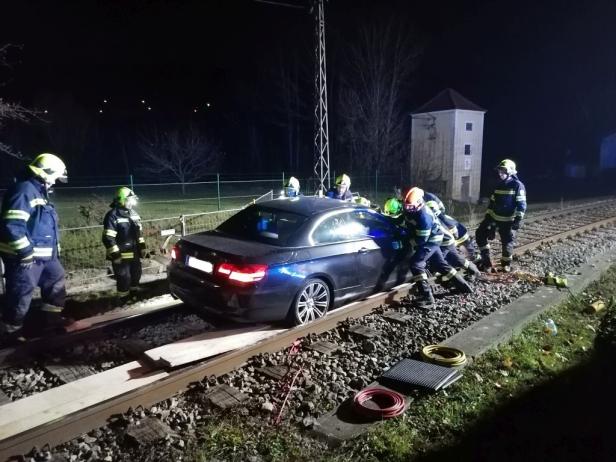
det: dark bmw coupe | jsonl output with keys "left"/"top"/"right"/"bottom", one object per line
{"left": 168, "top": 196, "right": 412, "bottom": 325}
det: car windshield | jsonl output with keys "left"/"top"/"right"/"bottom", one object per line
{"left": 217, "top": 205, "right": 308, "bottom": 246}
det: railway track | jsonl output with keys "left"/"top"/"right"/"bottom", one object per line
{"left": 2, "top": 199, "right": 616, "bottom": 460}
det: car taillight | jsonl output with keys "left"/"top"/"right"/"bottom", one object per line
{"left": 217, "top": 262, "right": 268, "bottom": 284}
{"left": 171, "top": 245, "right": 180, "bottom": 261}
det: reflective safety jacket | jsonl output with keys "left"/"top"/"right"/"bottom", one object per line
{"left": 326, "top": 187, "right": 353, "bottom": 201}
{"left": 404, "top": 205, "right": 444, "bottom": 247}
{"left": 102, "top": 207, "right": 144, "bottom": 260}
{"left": 0, "top": 177, "right": 60, "bottom": 261}
{"left": 424, "top": 192, "right": 446, "bottom": 218}
{"left": 487, "top": 175, "right": 527, "bottom": 222}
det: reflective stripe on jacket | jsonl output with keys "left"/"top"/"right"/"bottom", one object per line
{"left": 486, "top": 175, "right": 527, "bottom": 222}
{"left": 0, "top": 177, "right": 59, "bottom": 261}
{"left": 102, "top": 207, "right": 144, "bottom": 260}
{"left": 404, "top": 205, "right": 443, "bottom": 246}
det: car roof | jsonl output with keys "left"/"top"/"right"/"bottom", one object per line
{"left": 256, "top": 196, "right": 366, "bottom": 216}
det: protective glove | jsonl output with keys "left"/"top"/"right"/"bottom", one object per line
{"left": 19, "top": 254, "right": 34, "bottom": 270}
{"left": 139, "top": 241, "right": 147, "bottom": 258}
{"left": 110, "top": 251, "right": 122, "bottom": 265}
{"left": 511, "top": 218, "right": 522, "bottom": 231}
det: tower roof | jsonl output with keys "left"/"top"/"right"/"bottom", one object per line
{"left": 412, "top": 88, "right": 485, "bottom": 114}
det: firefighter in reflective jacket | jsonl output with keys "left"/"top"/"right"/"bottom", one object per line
{"left": 403, "top": 187, "right": 472, "bottom": 308}
{"left": 424, "top": 191, "right": 477, "bottom": 260}
{"left": 326, "top": 174, "right": 353, "bottom": 201}
{"left": 102, "top": 187, "right": 145, "bottom": 299}
{"left": 476, "top": 159, "right": 527, "bottom": 272}
{"left": 0, "top": 153, "right": 69, "bottom": 340}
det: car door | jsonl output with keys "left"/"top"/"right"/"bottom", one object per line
{"left": 347, "top": 210, "right": 407, "bottom": 293}
{"left": 307, "top": 210, "right": 365, "bottom": 303}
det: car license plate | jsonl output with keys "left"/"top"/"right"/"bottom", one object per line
{"left": 187, "top": 256, "right": 213, "bottom": 274}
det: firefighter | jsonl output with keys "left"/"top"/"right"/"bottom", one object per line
{"left": 282, "top": 176, "right": 301, "bottom": 198}
{"left": 424, "top": 191, "right": 477, "bottom": 260}
{"left": 326, "top": 174, "right": 353, "bottom": 201}
{"left": 476, "top": 159, "right": 527, "bottom": 272}
{"left": 0, "top": 153, "right": 70, "bottom": 341}
{"left": 403, "top": 187, "right": 472, "bottom": 309}
{"left": 382, "top": 197, "right": 404, "bottom": 226}
{"left": 102, "top": 187, "right": 145, "bottom": 301}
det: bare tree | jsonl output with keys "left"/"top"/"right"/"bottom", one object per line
{"left": 0, "top": 44, "right": 38, "bottom": 159}
{"left": 336, "top": 18, "right": 421, "bottom": 174}
{"left": 139, "top": 124, "right": 224, "bottom": 194}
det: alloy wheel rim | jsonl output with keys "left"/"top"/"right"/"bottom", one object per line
{"left": 296, "top": 282, "right": 328, "bottom": 324}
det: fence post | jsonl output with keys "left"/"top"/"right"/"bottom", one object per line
{"left": 129, "top": 174, "right": 134, "bottom": 191}
{"left": 180, "top": 215, "right": 186, "bottom": 236}
{"left": 217, "top": 173, "right": 221, "bottom": 211}
{"left": 282, "top": 171, "right": 285, "bottom": 187}
{"left": 375, "top": 169, "right": 378, "bottom": 202}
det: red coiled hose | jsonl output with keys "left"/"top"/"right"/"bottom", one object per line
{"left": 353, "top": 387, "right": 406, "bottom": 419}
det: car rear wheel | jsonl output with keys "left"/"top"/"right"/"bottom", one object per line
{"left": 289, "top": 278, "right": 330, "bottom": 326}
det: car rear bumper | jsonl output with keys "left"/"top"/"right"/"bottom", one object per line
{"left": 168, "top": 265, "right": 293, "bottom": 323}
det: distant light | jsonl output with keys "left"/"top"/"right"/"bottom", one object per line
{"left": 147, "top": 106, "right": 152, "bottom": 111}
{"left": 103, "top": 99, "right": 108, "bottom": 103}
{"left": 141, "top": 100, "right": 146, "bottom": 104}
{"left": 43, "top": 110, "right": 48, "bottom": 114}
{"left": 206, "top": 102, "right": 211, "bottom": 107}
{"left": 99, "top": 109, "right": 103, "bottom": 114}
{"left": 193, "top": 109, "right": 198, "bottom": 113}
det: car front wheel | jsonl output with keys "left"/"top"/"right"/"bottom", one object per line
{"left": 289, "top": 278, "right": 330, "bottom": 326}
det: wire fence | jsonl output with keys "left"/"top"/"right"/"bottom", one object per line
{"left": 0, "top": 171, "right": 405, "bottom": 291}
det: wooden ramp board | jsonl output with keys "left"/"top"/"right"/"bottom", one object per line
{"left": 144, "top": 325, "right": 287, "bottom": 368}
{"left": 79, "top": 296, "right": 183, "bottom": 327}
{"left": 0, "top": 360, "right": 168, "bottom": 441}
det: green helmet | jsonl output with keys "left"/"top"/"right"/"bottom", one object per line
{"left": 497, "top": 159, "right": 517, "bottom": 175}
{"left": 383, "top": 197, "right": 403, "bottom": 217}
{"left": 29, "top": 153, "right": 68, "bottom": 184}
{"left": 335, "top": 173, "right": 351, "bottom": 187}
{"left": 114, "top": 187, "right": 138, "bottom": 208}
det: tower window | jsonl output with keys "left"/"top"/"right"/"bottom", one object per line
{"left": 464, "top": 144, "right": 471, "bottom": 155}
{"left": 466, "top": 122, "right": 473, "bottom": 131}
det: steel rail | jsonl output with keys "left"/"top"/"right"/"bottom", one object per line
{"left": 2, "top": 201, "right": 616, "bottom": 459}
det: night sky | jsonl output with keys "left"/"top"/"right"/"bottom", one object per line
{"left": 2, "top": 0, "right": 616, "bottom": 193}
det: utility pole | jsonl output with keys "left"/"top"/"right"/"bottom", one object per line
{"left": 312, "top": 0, "right": 331, "bottom": 194}
{"left": 254, "top": 0, "right": 331, "bottom": 194}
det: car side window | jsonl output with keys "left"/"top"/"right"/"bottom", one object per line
{"left": 312, "top": 212, "right": 367, "bottom": 244}
{"left": 349, "top": 210, "right": 395, "bottom": 239}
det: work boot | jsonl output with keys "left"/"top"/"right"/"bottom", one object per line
{"left": 477, "top": 249, "right": 493, "bottom": 272}
{"left": 464, "top": 261, "right": 481, "bottom": 281}
{"left": 450, "top": 273, "right": 473, "bottom": 294}
{"left": 0, "top": 322, "right": 26, "bottom": 346}
{"left": 500, "top": 264, "right": 512, "bottom": 273}
{"left": 414, "top": 280, "right": 435, "bottom": 309}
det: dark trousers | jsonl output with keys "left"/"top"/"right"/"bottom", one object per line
{"left": 112, "top": 258, "right": 142, "bottom": 293}
{"left": 475, "top": 218, "right": 515, "bottom": 264}
{"left": 410, "top": 244, "right": 456, "bottom": 282}
{"left": 2, "top": 258, "right": 66, "bottom": 327}
{"left": 442, "top": 245, "right": 467, "bottom": 269}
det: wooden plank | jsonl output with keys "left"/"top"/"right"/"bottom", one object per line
{"left": 144, "top": 326, "right": 286, "bottom": 368}
{"left": 83, "top": 297, "right": 183, "bottom": 326}
{"left": 0, "top": 361, "right": 168, "bottom": 440}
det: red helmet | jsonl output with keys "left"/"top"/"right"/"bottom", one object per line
{"left": 403, "top": 187, "right": 424, "bottom": 212}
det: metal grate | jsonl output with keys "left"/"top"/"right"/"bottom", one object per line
{"left": 381, "top": 358, "right": 462, "bottom": 391}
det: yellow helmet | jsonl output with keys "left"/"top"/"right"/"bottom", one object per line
{"left": 335, "top": 174, "right": 351, "bottom": 187}
{"left": 29, "top": 153, "right": 68, "bottom": 184}
{"left": 497, "top": 159, "right": 517, "bottom": 175}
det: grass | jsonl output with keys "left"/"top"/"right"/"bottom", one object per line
{"left": 183, "top": 266, "right": 616, "bottom": 462}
